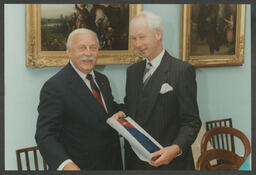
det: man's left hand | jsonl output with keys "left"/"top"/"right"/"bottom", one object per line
{"left": 112, "top": 111, "right": 126, "bottom": 120}
{"left": 149, "top": 145, "right": 181, "bottom": 167}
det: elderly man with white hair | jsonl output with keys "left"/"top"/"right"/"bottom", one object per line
{"left": 35, "top": 28, "right": 124, "bottom": 171}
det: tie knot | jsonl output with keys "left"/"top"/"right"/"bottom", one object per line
{"left": 145, "top": 62, "right": 152, "bottom": 73}
{"left": 147, "top": 62, "right": 152, "bottom": 68}
{"left": 86, "top": 74, "right": 93, "bottom": 81}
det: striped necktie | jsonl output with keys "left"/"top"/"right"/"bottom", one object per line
{"left": 143, "top": 62, "right": 152, "bottom": 86}
{"left": 86, "top": 74, "right": 105, "bottom": 111}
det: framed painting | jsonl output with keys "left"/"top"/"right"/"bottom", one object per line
{"left": 26, "top": 4, "right": 143, "bottom": 68}
{"left": 180, "top": 4, "right": 246, "bottom": 67}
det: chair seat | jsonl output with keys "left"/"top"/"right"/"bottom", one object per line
{"left": 197, "top": 126, "right": 251, "bottom": 170}
{"left": 196, "top": 149, "right": 244, "bottom": 170}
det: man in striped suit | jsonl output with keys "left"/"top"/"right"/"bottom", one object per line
{"left": 123, "top": 11, "right": 202, "bottom": 170}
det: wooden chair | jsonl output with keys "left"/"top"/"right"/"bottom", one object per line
{"left": 16, "top": 146, "right": 47, "bottom": 171}
{"left": 205, "top": 118, "right": 235, "bottom": 152}
{"left": 198, "top": 126, "right": 251, "bottom": 170}
{"left": 196, "top": 149, "right": 244, "bottom": 170}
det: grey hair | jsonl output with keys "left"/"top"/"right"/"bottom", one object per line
{"left": 66, "top": 28, "right": 100, "bottom": 53}
{"left": 130, "top": 11, "right": 163, "bottom": 35}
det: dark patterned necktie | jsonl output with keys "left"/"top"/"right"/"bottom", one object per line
{"left": 143, "top": 62, "right": 152, "bottom": 86}
{"left": 86, "top": 74, "right": 105, "bottom": 111}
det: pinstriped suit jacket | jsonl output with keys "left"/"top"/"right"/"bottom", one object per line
{"left": 124, "top": 51, "right": 202, "bottom": 170}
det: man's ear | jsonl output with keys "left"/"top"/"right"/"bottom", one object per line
{"left": 155, "top": 28, "right": 162, "bottom": 40}
{"left": 67, "top": 48, "right": 72, "bottom": 58}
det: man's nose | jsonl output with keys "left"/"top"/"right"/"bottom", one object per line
{"left": 84, "top": 46, "right": 92, "bottom": 56}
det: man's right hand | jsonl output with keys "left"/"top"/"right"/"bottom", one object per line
{"left": 62, "top": 162, "right": 80, "bottom": 170}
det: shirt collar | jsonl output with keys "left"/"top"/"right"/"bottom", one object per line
{"left": 70, "top": 60, "right": 95, "bottom": 80}
{"left": 145, "top": 49, "right": 165, "bottom": 69}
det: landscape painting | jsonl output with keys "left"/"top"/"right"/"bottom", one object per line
{"left": 25, "top": 4, "right": 142, "bottom": 68}
{"left": 41, "top": 4, "right": 129, "bottom": 51}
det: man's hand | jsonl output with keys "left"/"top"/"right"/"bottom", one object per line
{"left": 112, "top": 111, "right": 126, "bottom": 120}
{"left": 149, "top": 145, "right": 181, "bottom": 167}
{"left": 62, "top": 162, "right": 80, "bottom": 170}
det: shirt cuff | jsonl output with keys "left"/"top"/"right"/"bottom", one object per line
{"left": 172, "top": 144, "right": 182, "bottom": 157}
{"left": 57, "top": 159, "right": 73, "bottom": 170}
{"left": 176, "top": 149, "right": 183, "bottom": 157}
{"left": 120, "top": 111, "right": 126, "bottom": 117}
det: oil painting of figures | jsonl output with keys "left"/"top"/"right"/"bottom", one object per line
{"left": 41, "top": 4, "right": 129, "bottom": 51}
{"left": 190, "top": 4, "right": 237, "bottom": 56}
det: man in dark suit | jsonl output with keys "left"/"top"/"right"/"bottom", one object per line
{"left": 35, "top": 28, "right": 124, "bottom": 170}
{"left": 123, "top": 11, "right": 202, "bottom": 170}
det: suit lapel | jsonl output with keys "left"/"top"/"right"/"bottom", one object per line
{"left": 94, "top": 72, "right": 110, "bottom": 113}
{"left": 140, "top": 52, "right": 172, "bottom": 124}
{"left": 65, "top": 63, "right": 105, "bottom": 118}
{"left": 131, "top": 60, "right": 146, "bottom": 117}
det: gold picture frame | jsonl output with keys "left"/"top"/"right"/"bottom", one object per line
{"left": 26, "top": 4, "right": 143, "bottom": 68}
{"left": 180, "top": 4, "right": 246, "bottom": 67}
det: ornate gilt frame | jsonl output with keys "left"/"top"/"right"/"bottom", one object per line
{"left": 26, "top": 4, "right": 143, "bottom": 68}
{"left": 180, "top": 4, "right": 246, "bottom": 67}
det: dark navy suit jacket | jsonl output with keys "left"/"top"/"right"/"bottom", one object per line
{"left": 35, "top": 63, "right": 122, "bottom": 170}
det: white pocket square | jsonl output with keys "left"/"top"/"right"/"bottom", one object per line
{"left": 160, "top": 83, "right": 173, "bottom": 94}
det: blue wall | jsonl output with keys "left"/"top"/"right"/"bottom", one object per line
{"left": 4, "top": 4, "right": 251, "bottom": 170}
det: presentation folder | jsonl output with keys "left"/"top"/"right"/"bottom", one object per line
{"left": 107, "top": 116, "right": 163, "bottom": 162}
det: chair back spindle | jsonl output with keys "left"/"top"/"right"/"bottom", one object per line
{"left": 16, "top": 146, "right": 47, "bottom": 171}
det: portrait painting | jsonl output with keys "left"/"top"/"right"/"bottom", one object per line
{"left": 26, "top": 4, "right": 142, "bottom": 68}
{"left": 180, "top": 4, "right": 246, "bottom": 67}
